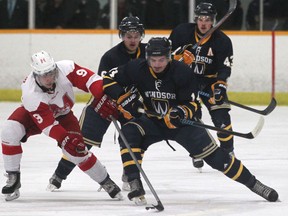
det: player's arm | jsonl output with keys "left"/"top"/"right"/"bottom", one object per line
{"left": 28, "top": 104, "right": 86, "bottom": 156}
{"left": 209, "top": 37, "right": 233, "bottom": 105}
{"left": 164, "top": 67, "right": 199, "bottom": 129}
{"left": 98, "top": 53, "right": 112, "bottom": 77}
{"left": 103, "top": 64, "right": 142, "bottom": 120}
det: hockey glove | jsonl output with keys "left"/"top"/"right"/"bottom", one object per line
{"left": 209, "top": 81, "right": 227, "bottom": 105}
{"left": 173, "top": 45, "right": 195, "bottom": 66}
{"left": 59, "top": 131, "right": 87, "bottom": 157}
{"left": 94, "top": 94, "right": 119, "bottom": 121}
{"left": 117, "top": 90, "right": 143, "bottom": 120}
{"left": 164, "top": 105, "right": 193, "bottom": 129}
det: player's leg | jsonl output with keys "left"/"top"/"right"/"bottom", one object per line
{"left": 1, "top": 107, "right": 41, "bottom": 201}
{"left": 176, "top": 125, "right": 278, "bottom": 202}
{"left": 204, "top": 147, "right": 278, "bottom": 201}
{"left": 210, "top": 108, "right": 234, "bottom": 154}
{"left": 47, "top": 104, "right": 111, "bottom": 191}
{"left": 119, "top": 116, "right": 162, "bottom": 205}
{"left": 57, "top": 111, "right": 123, "bottom": 199}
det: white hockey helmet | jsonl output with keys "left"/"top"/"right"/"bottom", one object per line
{"left": 31, "top": 50, "right": 56, "bottom": 75}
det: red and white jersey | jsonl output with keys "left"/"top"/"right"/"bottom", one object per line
{"left": 21, "top": 60, "right": 103, "bottom": 141}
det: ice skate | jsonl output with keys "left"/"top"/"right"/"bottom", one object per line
{"left": 121, "top": 173, "right": 130, "bottom": 191}
{"left": 128, "top": 178, "right": 147, "bottom": 205}
{"left": 2, "top": 172, "right": 21, "bottom": 201}
{"left": 192, "top": 158, "right": 204, "bottom": 172}
{"left": 249, "top": 179, "right": 279, "bottom": 202}
{"left": 46, "top": 173, "right": 63, "bottom": 192}
{"left": 100, "top": 176, "right": 123, "bottom": 200}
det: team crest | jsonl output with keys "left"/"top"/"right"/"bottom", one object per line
{"left": 155, "top": 79, "right": 162, "bottom": 91}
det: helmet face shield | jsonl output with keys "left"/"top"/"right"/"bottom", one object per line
{"left": 194, "top": 2, "right": 217, "bottom": 22}
{"left": 34, "top": 67, "right": 58, "bottom": 90}
{"left": 119, "top": 16, "right": 145, "bottom": 40}
{"left": 31, "top": 51, "right": 58, "bottom": 91}
{"left": 145, "top": 37, "right": 172, "bottom": 73}
{"left": 31, "top": 50, "right": 56, "bottom": 75}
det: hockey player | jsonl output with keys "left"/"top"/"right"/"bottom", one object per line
{"left": 169, "top": 2, "right": 235, "bottom": 169}
{"left": 47, "top": 16, "right": 146, "bottom": 192}
{"left": 103, "top": 37, "right": 279, "bottom": 205}
{"left": 1, "top": 51, "right": 123, "bottom": 201}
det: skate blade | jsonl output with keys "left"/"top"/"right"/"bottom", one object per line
{"left": 197, "top": 168, "right": 203, "bottom": 173}
{"left": 122, "top": 182, "right": 131, "bottom": 191}
{"left": 46, "top": 184, "right": 58, "bottom": 192}
{"left": 114, "top": 192, "right": 124, "bottom": 201}
{"left": 4, "top": 189, "right": 20, "bottom": 201}
{"left": 133, "top": 195, "right": 147, "bottom": 205}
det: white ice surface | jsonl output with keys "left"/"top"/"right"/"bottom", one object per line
{"left": 0, "top": 102, "right": 287, "bottom": 216}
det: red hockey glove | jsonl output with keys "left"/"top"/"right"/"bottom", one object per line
{"left": 173, "top": 45, "right": 195, "bottom": 65}
{"left": 94, "top": 94, "right": 119, "bottom": 121}
{"left": 117, "top": 89, "right": 143, "bottom": 120}
{"left": 59, "top": 131, "right": 87, "bottom": 157}
{"left": 164, "top": 105, "right": 193, "bottom": 129}
{"left": 209, "top": 81, "right": 227, "bottom": 105}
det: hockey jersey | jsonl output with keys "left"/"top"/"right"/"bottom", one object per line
{"left": 21, "top": 60, "right": 103, "bottom": 141}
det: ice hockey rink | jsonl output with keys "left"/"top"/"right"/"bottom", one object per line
{"left": 0, "top": 102, "right": 287, "bottom": 216}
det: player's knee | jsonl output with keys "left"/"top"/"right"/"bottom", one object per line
{"left": 1, "top": 120, "right": 25, "bottom": 145}
{"left": 119, "top": 122, "right": 143, "bottom": 148}
{"left": 204, "top": 148, "right": 231, "bottom": 171}
{"left": 211, "top": 109, "right": 231, "bottom": 127}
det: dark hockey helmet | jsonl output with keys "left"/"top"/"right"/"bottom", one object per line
{"left": 194, "top": 2, "right": 217, "bottom": 20}
{"left": 145, "top": 37, "right": 172, "bottom": 59}
{"left": 119, "top": 16, "right": 145, "bottom": 39}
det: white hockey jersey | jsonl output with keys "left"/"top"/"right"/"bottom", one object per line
{"left": 21, "top": 60, "right": 103, "bottom": 140}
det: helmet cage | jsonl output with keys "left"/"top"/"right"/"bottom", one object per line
{"left": 119, "top": 16, "right": 145, "bottom": 39}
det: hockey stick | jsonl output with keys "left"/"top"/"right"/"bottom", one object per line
{"left": 110, "top": 116, "right": 164, "bottom": 212}
{"left": 199, "top": 91, "right": 277, "bottom": 115}
{"left": 138, "top": 108, "right": 264, "bottom": 139}
{"left": 192, "top": 0, "right": 237, "bottom": 50}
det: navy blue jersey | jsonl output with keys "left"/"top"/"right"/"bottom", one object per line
{"left": 169, "top": 23, "right": 233, "bottom": 84}
{"left": 98, "top": 42, "right": 147, "bottom": 76}
{"left": 103, "top": 59, "right": 199, "bottom": 116}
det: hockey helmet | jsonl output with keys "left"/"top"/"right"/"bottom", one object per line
{"left": 119, "top": 16, "right": 145, "bottom": 39}
{"left": 145, "top": 37, "right": 172, "bottom": 59}
{"left": 194, "top": 2, "right": 217, "bottom": 20}
{"left": 31, "top": 50, "right": 56, "bottom": 76}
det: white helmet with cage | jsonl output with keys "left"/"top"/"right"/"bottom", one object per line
{"left": 31, "top": 50, "right": 56, "bottom": 75}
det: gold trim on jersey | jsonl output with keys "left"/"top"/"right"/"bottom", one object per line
{"left": 149, "top": 67, "right": 157, "bottom": 79}
{"left": 195, "top": 30, "right": 212, "bottom": 45}
{"left": 136, "top": 47, "right": 141, "bottom": 58}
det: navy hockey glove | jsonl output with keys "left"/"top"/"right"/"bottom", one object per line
{"left": 117, "top": 89, "right": 143, "bottom": 120}
{"left": 164, "top": 105, "right": 193, "bottom": 129}
{"left": 209, "top": 81, "right": 227, "bottom": 105}
{"left": 59, "top": 131, "right": 87, "bottom": 157}
{"left": 173, "top": 44, "right": 195, "bottom": 65}
{"left": 94, "top": 94, "right": 119, "bottom": 121}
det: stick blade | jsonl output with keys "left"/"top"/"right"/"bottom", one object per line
{"left": 250, "top": 116, "right": 265, "bottom": 138}
{"left": 262, "top": 97, "right": 277, "bottom": 115}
